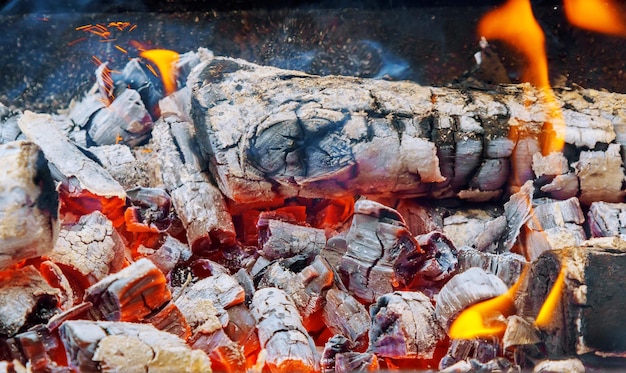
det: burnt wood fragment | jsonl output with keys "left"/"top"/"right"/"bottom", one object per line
{"left": 59, "top": 320, "right": 212, "bottom": 372}
{"left": 0, "top": 266, "right": 60, "bottom": 337}
{"left": 321, "top": 335, "right": 379, "bottom": 373}
{"left": 435, "top": 267, "right": 508, "bottom": 331}
{"left": 152, "top": 114, "right": 237, "bottom": 257}
{"left": 190, "top": 52, "right": 626, "bottom": 204}
{"left": 257, "top": 218, "right": 326, "bottom": 261}
{"left": 251, "top": 287, "right": 319, "bottom": 373}
{"left": 338, "top": 200, "right": 423, "bottom": 303}
{"left": 412, "top": 231, "right": 458, "bottom": 294}
{"left": 84, "top": 258, "right": 171, "bottom": 323}
{"left": 0, "top": 141, "right": 59, "bottom": 270}
{"left": 516, "top": 240, "right": 626, "bottom": 359}
{"left": 457, "top": 248, "right": 527, "bottom": 288}
{"left": 588, "top": 201, "right": 626, "bottom": 239}
{"left": 368, "top": 291, "right": 444, "bottom": 360}
{"left": 322, "top": 288, "right": 370, "bottom": 349}
{"left": 49, "top": 211, "right": 125, "bottom": 287}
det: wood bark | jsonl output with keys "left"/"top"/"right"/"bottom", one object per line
{"left": 189, "top": 51, "right": 626, "bottom": 205}
{"left": 58, "top": 320, "right": 212, "bottom": 373}
{"left": 0, "top": 141, "right": 59, "bottom": 270}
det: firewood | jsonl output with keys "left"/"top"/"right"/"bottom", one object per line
{"left": 250, "top": 287, "right": 319, "bottom": 373}
{"left": 124, "top": 187, "right": 173, "bottom": 233}
{"left": 588, "top": 201, "right": 626, "bottom": 238}
{"left": 412, "top": 231, "right": 458, "bottom": 294}
{"left": 0, "top": 141, "right": 59, "bottom": 270}
{"left": 0, "top": 266, "right": 59, "bottom": 336}
{"left": 84, "top": 258, "right": 171, "bottom": 323}
{"left": 532, "top": 358, "right": 585, "bottom": 373}
{"left": 368, "top": 291, "right": 444, "bottom": 360}
{"left": 58, "top": 320, "right": 212, "bottom": 372}
{"left": 174, "top": 280, "right": 246, "bottom": 371}
{"left": 322, "top": 288, "right": 370, "bottom": 348}
{"left": 457, "top": 248, "right": 527, "bottom": 288}
{"left": 189, "top": 51, "right": 626, "bottom": 204}
{"left": 48, "top": 211, "right": 125, "bottom": 287}
{"left": 39, "top": 260, "right": 75, "bottom": 310}
{"left": 145, "top": 235, "right": 192, "bottom": 275}
{"left": 438, "top": 338, "right": 500, "bottom": 370}
{"left": 435, "top": 267, "right": 508, "bottom": 331}
{"left": 516, "top": 239, "right": 626, "bottom": 359}
{"left": 151, "top": 116, "right": 237, "bottom": 257}
{"left": 338, "top": 199, "right": 423, "bottom": 303}
{"left": 521, "top": 197, "right": 586, "bottom": 261}
{"left": 395, "top": 200, "right": 445, "bottom": 236}
{"left": 0, "top": 103, "right": 25, "bottom": 144}
{"left": 257, "top": 218, "right": 327, "bottom": 261}
{"left": 441, "top": 207, "right": 503, "bottom": 251}
{"left": 502, "top": 315, "right": 540, "bottom": 350}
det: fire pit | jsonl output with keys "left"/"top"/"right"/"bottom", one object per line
{"left": 1, "top": 0, "right": 626, "bottom": 372}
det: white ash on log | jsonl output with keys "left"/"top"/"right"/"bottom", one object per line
{"left": 338, "top": 199, "right": 423, "bottom": 303}
{"left": 48, "top": 211, "right": 125, "bottom": 290}
{"left": 257, "top": 218, "right": 327, "bottom": 261}
{"left": 395, "top": 200, "right": 445, "bottom": 236}
{"left": 0, "top": 266, "right": 59, "bottom": 337}
{"left": 435, "top": 267, "right": 508, "bottom": 331}
{"left": 321, "top": 335, "right": 379, "bottom": 373}
{"left": 521, "top": 197, "right": 586, "bottom": 261}
{"left": 59, "top": 320, "right": 212, "bottom": 373}
{"left": 189, "top": 51, "right": 626, "bottom": 204}
{"left": 0, "top": 103, "right": 25, "bottom": 144}
{"left": 441, "top": 207, "right": 504, "bottom": 250}
{"left": 88, "top": 144, "right": 156, "bottom": 190}
{"left": 516, "top": 239, "right": 626, "bottom": 361}
{"left": 151, "top": 111, "right": 237, "bottom": 261}
{"left": 368, "top": 291, "right": 444, "bottom": 360}
{"left": 0, "top": 141, "right": 59, "bottom": 270}
{"left": 84, "top": 258, "right": 171, "bottom": 324}
{"left": 322, "top": 288, "right": 370, "bottom": 349}
{"left": 251, "top": 287, "right": 319, "bottom": 373}
{"left": 17, "top": 111, "right": 126, "bottom": 221}
{"left": 532, "top": 358, "right": 585, "bottom": 373}
{"left": 457, "top": 248, "right": 527, "bottom": 288}
{"left": 588, "top": 201, "right": 626, "bottom": 239}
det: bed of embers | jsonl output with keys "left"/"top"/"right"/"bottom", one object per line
{"left": 2, "top": 2, "right": 626, "bottom": 373}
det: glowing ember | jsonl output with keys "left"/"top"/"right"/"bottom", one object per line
{"left": 564, "top": 0, "right": 626, "bottom": 36}
{"left": 534, "top": 265, "right": 565, "bottom": 328}
{"left": 478, "top": 0, "right": 565, "bottom": 155}
{"left": 140, "top": 49, "right": 180, "bottom": 96}
{"left": 448, "top": 270, "right": 526, "bottom": 340}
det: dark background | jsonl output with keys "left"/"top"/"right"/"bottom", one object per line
{"left": 0, "top": 0, "right": 624, "bottom": 111}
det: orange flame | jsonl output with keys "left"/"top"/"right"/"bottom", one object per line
{"left": 140, "top": 49, "right": 180, "bottom": 96}
{"left": 478, "top": 0, "right": 565, "bottom": 155}
{"left": 448, "top": 268, "right": 526, "bottom": 339}
{"left": 534, "top": 265, "right": 565, "bottom": 328}
{"left": 564, "top": 0, "right": 626, "bottom": 36}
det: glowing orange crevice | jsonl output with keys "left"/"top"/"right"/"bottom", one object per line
{"left": 140, "top": 49, "right": 180, "bottom": 96}
{"left": 564, "top": 0, "right": 626, "bottom": 36}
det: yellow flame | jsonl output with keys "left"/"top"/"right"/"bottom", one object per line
{"left": 564, "top": 0, "right": 626, "bottom": 36}
{"left": 478, "top": 0, "right": 564, "bottom": 155}
{"left": 535, "top": 265, "right": 565, "bottom": 328}
{"left": 139, "top": 49, "right": 180, "bottom": 96}
{"left": 449, "top": 268, "right": 527, "bottom": 340}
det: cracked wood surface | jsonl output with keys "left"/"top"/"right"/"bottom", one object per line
{"left": 190, "top": 50, "right": 626, "bottom": 204}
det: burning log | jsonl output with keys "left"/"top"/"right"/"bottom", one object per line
{"left": 516, "top": 239, "right": 626, "bottom": 360}
{"left": 88, "top": 144, "right": 156, "bottom": 190}
{"left": 588, "top": 201, "right": 626, "bottom": 239}
{"left": 189, "top": 52, "right": 626, "bottom": 204}
{"left": 59, "top": 320, "right": 212, "bottom": 372}
{"left": 0, "top": 141, "right": 59, "bottom": 270}
{"left": 457, "top": 248, "right": 527, "bottom": 288}
{"left": 412, "top": 232, "right": 458, "bottom": 294}
{"left": 368, "top": 291, "right": 444, "bottom": 360}
{"left": 0, "top": 266, "right": 59, "bottom": 337}
{"left": 321, "top": 335, "right": 379, "bottom": 373}
{"left": 251, "top": 287, "right": 319, "bottom": 373}
{"left": 84, "top": 258, "right": 171, "bottom": 323}
{"left": 151, "top": 110, "right": 237, "bottom": 258}
{"left": 338, "top": 199, "right": 423, "bottom": 303}
{"left": 48, "top": 211, "right": 125, "bottom": 289}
